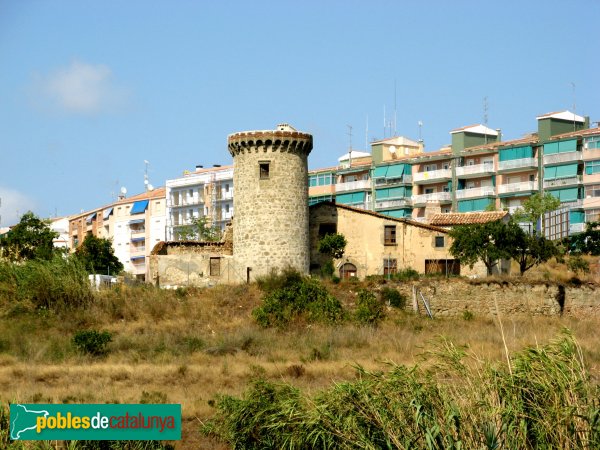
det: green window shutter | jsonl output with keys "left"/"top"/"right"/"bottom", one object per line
{"left": 458, "top": 200, "right": 473, "bottom": 212}
{"left": 570, "top": 211, "right": 585, "bottom": 223}
{"left": 336, "top": 193, "right": 354, "bottom": 204}
{"left": 544, "top": 166, "right": 558, "bottom": 179}
{"left": 555, "top": 164, "right": 578, "bottom": 178}
{"left": 389, "top": 187, "right": 404, "bottom": 198}
{"left": 375, "top": 188, "right": 389, "bottom": 199}
{"left": 558, "top": 139, "right": 577, "bottom": 153}
{"left": 352, "top": 192, "right": 366, "bottom": 203}
{"left": 385, "top": 209, "right": 410, "bottom": 218}
{"left": 386, "top": 164, "right": 405, "bottom": 178}
{"left": 549, "top": 187, "right": 578, "bottom": 202}
{"left": 544, "top": 142, "right": 559, "bottom": 155}
{"left": 373, "top": 166, "right": 388, "bottom": 178}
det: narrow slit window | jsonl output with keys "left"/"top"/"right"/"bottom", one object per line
{"left": 259, "top": 162, "right": 270, "bottom": 180}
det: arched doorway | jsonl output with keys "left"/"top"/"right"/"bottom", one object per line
{"left": 339, "top": 262, "right": 357, "bottom": 279}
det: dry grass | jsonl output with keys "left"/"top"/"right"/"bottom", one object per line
{"left": 1, "top": 276, "right": 599, "bottom": 448}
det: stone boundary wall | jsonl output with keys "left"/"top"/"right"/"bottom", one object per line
{"left": 391, "top": 279, "right": 600, "bottom": 319}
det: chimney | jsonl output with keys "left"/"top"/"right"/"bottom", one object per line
{"left": 424, "top": 201, "right": 442, "bottom": 222}
{"left": 196, "top": 165, "right": 203, "bottom": 170}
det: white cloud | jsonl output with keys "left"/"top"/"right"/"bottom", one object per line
{"left": 0, "top": 187, "right": 37, "bottom": 227}
{"left": 30, "top": 60, "right": 130, "bottom": 114}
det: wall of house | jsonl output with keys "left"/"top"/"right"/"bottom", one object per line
{"left": 308, "top": 204, "right": 484, "bottom": 278}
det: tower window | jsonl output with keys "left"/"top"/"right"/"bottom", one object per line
{"left": 259, "top": 162, "right": 270, "bottom": 180}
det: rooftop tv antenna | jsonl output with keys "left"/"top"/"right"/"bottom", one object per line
{"left": 571, "top": 82, "right": 577, "bottom": 131}
{"left": 347, "top": 124, "right": 353, "bottom": 166}
{"left": 483, "top": 96, "right": 489, "bottom": 144}
{"left": 365, "top": 115, "right": 369, "bottom": 151}
{"left": 144, "top": 160, "right": 150, "bottom": 191}
{"left": 394, "top": 79, "right": 397, "bottom": 136}
{"left": 418, "top": 120, "right": 423, "bottom": 143}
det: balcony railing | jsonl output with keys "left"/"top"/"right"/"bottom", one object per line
{"left": 130, "top": 246, "right": 146, "bottom": 254}
{"left": 335, "top": 179, "right": 371, "bottom": 192}
{"left": 411, "top": 192, "right": 451, "bottom": 204}
{"left": 375, "top": 198, "right": 412, "bottom": 209}
{"left": 498, "top": 158, "right": 538, "bottom": 171}
{"left": 168, "top": 198, "right": 204, "bottom": 208}
{"left": 498, "top": 181, "right": 537, "bottom": 195}
{"left": 413, "top": 169, "right": 452, "bottom": 183}
{"left": 543, "top": 152, "right": 582, "bottom": 165}
{"left": 562, "top": 199, "right": 583, "bottom": 209}
{"left": 374, "top": 175, "right": 413, "bottom": 186}
{"left": 543, "top": 176, "right": 581, "bottom": 189}
{"left": 569, "top": 223, "right": 585, "bottom": 234}
{"left": 456, "top": 163, "right": 495, "bottom": 177}
{"left": 455, "top": 186, "right": 495, "bottom": 199}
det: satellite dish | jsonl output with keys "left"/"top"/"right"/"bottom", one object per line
{"left": 120, "top": 187, "right": 127, "bottom": 195}
{"left": 144, "top": 179, "right": 149, "bottom": 185}
{"left": 147, "top": 184, "right": 154, "bottom": 191}
{"left": 389, "top": 146, "right": 396, "bottom": 154}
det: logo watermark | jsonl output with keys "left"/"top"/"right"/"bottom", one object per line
{"left": 10, "top": 404, "right": 181, "bottom": 440}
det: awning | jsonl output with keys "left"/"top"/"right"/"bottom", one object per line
{"left": 130, "top": 200, "right": 149, "bottom": 215}
{"left": 103, "top": 207, "right": 113, "bottom": 220}
{"left": 386, "top": 164, "right": 405, "bottom": 178}
{"left": 129, "top": 218, "right": 145, "bottom": 225}
{"left": 131, "top": 237, "right": 145, "bottom": 242}
{"left": 130, "top": 256, "right": 145, "bottom": 261}
{"left": 373, "top": 166, "right": 388, "bottom": 178}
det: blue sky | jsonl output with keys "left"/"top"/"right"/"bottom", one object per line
{"left": 1, "top": 0, "right": 599, "bottom": 225}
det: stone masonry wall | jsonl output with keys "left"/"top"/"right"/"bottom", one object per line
{"left": 392, "top": 279, "right": 600, "bottom": 319}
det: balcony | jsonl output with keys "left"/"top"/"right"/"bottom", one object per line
{"left": 375, "top": 198, "right": 412, "bottom": 210}
{"left": 498, "top": 181, "right": 537, "bottom": 195}
{"left": 456, "top": 163, "right": 495, "bottom": 178}
{"left": 455, "top": 186, "right": 495, "bottom": 199}
{"left": 543, "top": 152, "right": 582, "bottom": 165}
{"left": 543, "top": 176, "right": 581, "bottom": 189}
{"left": 215, "top": 191, "right": 233, "bottom": 201}
{"left": 583, "top": 147, "right": 600, "bottom": 161}
{"left": 335, "top": 179, "right": 371, "bottom": 193}
{"left": 130, "top": 245, "right": 146, "bottom": 255}
{"left": 498, "top": 158, "right": 538, "bottom": 172}
{"left": 413, "top": 168, "right": 452, "bottom": 184}
{"left": 569, "top": 223, "right": 586, "bottom": 234}
{"left": 374, "top": 175, "right": 413, "bottom": 186}
{"left": 562, "top": 199, "right": 583, "bottom": 209}
{"left": 411, "top": 192, "right": 451, "bottom": 205}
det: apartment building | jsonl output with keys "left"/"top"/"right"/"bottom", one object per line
{"left": 333, "top": 151, "right": 372, "bottom": 210}
{"left": 165, "top": 165, "right": 234, "bottom": 240}
{"left": 68, "top": 188, "right": 166, "bottom": 279}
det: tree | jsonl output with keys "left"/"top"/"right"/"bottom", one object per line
{"left": 177, "top": 216, "right": 221, "bottom": 242}
{"left": 448, "top": 221, "right": 511, "bottom": 276}
{"left": 505, "top": 220, "right": 558, "bottom": 275}
{"left": 75, "top": 235, "right": 123, "bottom": 275}
{"left": 0, "top": 211, "right": 58, "bottom": 261}
{"left": 514, "top": 193, "right": 560, "bottom": 233}
{"left": 318, "top": 233, "right": 347, "bottom": 259}
{"left": 567, "top": 221, "right": 600, "bottom": 255}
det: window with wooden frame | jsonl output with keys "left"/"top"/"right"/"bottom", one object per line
{"left": 384, "top": 225, "right": 396, "bottom": 245}
{"left": 209, "top": 257, "right": 221, "bottom": 276}
{"left": 259, "top": 162, "right": 270, "bottom": 180}
{"left": 383, "top": 258, "right": 397, "bottom": 275}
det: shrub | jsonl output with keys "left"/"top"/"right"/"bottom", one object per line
{"left": 253, "top": 272, "right": 344, "bottom": 328}
{"left": 73, "top": 330, "right": 112, "bottom": 356}
{"left": 255, "top": 267, "right": 303, "bottom": 294}
{"left": 380, "top": 287, "right": 406, "bottom": 309}
{"left": 354, "top": 289, "right": 385, "bottom": 325}
{"left": 393, "top": 267, "right": 420, "bottom": 281}
{"left": 0, "top": 256, "right": 93, "bottom": 310}
{"left": 462, "top": 310, "right": 474, "bottom": 321}
{"left": 567, "top": 255, "right": 590, "bottom": 275}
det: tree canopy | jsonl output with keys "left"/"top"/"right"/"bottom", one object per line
{"left": 505, "top": 220, "right": 558, "bottom": 275}
{"left": 177, "top": 216, "right": 221, "bottom": 242}
{"left": 567, "top": 221, "right": 600, "bottom": 256}
{"left": 75, "top": 235, "right": 123, "bottom": 275}
{"left": 515, "top": 192, "right": 560, "bottom": 232}
{"left": 318, "top": 233, "right": 347, "bottom": 260}
{"left": 0, "top": 212, "right": 58, "bottom": 261}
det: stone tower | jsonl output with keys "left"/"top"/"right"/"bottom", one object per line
{"left": 227, "top": 124, "right": 313, "bottom": 280}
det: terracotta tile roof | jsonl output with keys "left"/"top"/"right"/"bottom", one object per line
{"left": 310, "top": 202, "right": 448, "bottom": 233}
{"left": 463, "top": 135, "right": 539, "bottom": 153}
{"left": 547, "top": 126, "right": 600, "bottom": 141}
{"left": 429, "top": 211, "right": 508, "bottom": 226}
{"left": 188, "top": 165, "right": 233, "bottom": 175}
{"left": 115, "top": 187, "right": 166, "bottom": 204}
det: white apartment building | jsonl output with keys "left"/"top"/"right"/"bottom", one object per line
{"left": 165, "top": 165, "right": 234, "bottom": 240}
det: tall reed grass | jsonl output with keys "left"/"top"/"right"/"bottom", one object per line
{"left": 203, "top": 329, "right": 600, "bottom": 449}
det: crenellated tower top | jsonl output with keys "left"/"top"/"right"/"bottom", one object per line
{"left": 227, "top": 123, "right": 313, "bottom": 157}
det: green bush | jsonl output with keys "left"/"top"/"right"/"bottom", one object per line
{"left": 253, "top": 272, "right": 344, "bottom": 328}
{"left": 73, "top": 330, "right": 112, "bottom": 356}
{"left": 380, "top": 287, "right": 406, "bottom": 309}
{"left": 393, "top": 267, "right": 420, "bottom": 281}
{"left": 255, "top": 267, "right": 303, "bottom": 294}
{"left": 320, "top": 260, "right": 335, "bottom": 278}
{"left": 0, "top": 256, "right": 93, "bottom": 310}
{"left": 567, "top": 255, "right": 590, "bottom": 275}
{"left": 354, "top": 289, "right": 385, "bottom": 325}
